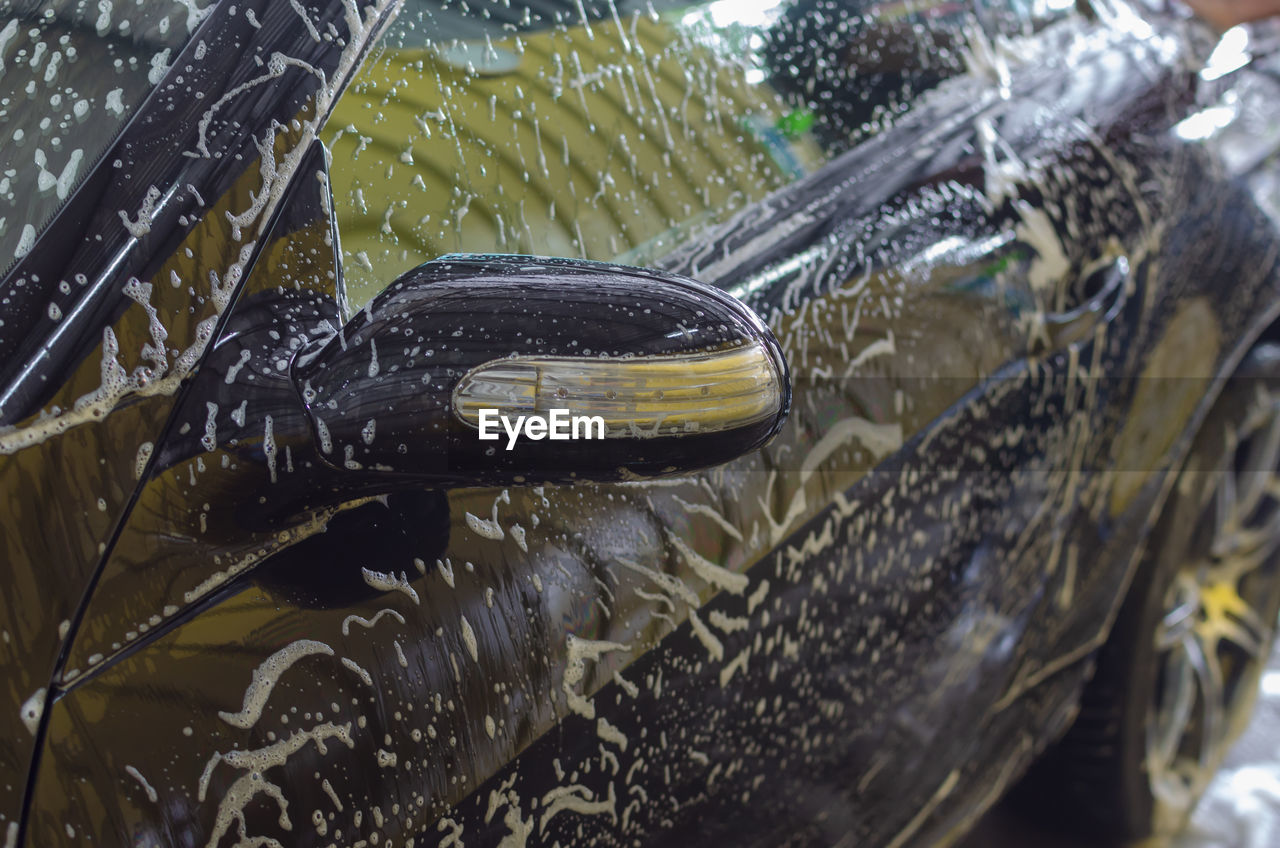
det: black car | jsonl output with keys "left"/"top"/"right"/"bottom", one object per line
{"left": 3, "top": 0, "right": 1280, "bottom": 845}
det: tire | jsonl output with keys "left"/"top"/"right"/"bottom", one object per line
{"left": 1023, "top": 343, "right": 1280, "bottom": 841}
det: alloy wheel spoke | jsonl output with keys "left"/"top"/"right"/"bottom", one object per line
{"left": 1236, "top": 472, "right": 1274, "bottom": 529}
{"left": 1209, "top": 525, "right": 1280, "bottom": 584}
{"left": 1152, "top": 641, "right": 1198, "bottom": 770}
{"left": 1214, "top": 464, "right": 1240, "bottom": 550}
{"left": 1157, "top": 600, "right": 1199, "bottom": 649}
{"left": 1237, "top": 410, "right": 1280, "bottom": 517}
{"left": 1217, "top": 592, "right": 1275, "bottom": 659}
{"left": 1182, "top": 631, "right": 1226, "bottom": 771}
{"left": 1215, "top": 617, "right": 1265, "bottom": 658}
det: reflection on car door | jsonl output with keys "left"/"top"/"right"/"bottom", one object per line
{"left": 24, "top": 2, "right": 1280, "bottom": 846}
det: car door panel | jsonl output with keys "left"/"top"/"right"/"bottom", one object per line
{"left": 13, "top": 2, "right": 1280, "bottom": 847}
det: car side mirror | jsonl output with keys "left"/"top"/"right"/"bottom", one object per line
{"left": 292, "top": 254, "right": 790, "bottom": 487}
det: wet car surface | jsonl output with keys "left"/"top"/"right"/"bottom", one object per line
{"left": 2, "top": 1, "right": 1280, "bottom": 847}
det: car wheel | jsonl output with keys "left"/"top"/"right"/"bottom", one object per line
{"left": 1026, "top": 342, "right": 1280, "bottom": 840}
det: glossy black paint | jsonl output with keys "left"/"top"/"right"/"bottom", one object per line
{"left": 300, "top": 254, "right": 790, "bottom": 485}
{"left": 4, "top": 3, "right": 1280, "bottom": 848}
{"left": 0, "top": 0, "right": 387, "bottom": 420}
{"left": 0, "top": 0, "right": 400, "bottom": 841}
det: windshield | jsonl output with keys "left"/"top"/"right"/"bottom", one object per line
{"left": 0, "top": 0, "right": 211, "bottom": 273}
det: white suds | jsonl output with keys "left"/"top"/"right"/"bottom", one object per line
{"left": 217, "top": 639, "right": 335, "bottom": 730}
{"left": 361, "top": 567, "right": 420, "bottom": 604}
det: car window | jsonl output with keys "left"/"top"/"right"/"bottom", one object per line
{"left": 0, "top": 0, "right": 211, "bottom": 273}
{"left": 328, "top": 0, "right": 1030, "bottom": 309}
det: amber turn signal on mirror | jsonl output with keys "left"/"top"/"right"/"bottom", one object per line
{"left": 291, "top": 254, "right": 791, "bottom": 486}
{"left": 452, "top": 343, "right": 785, "bottom": 440}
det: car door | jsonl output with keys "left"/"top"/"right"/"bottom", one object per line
{"left": 10, "top": 1, "right": 1280, "bottom": 847}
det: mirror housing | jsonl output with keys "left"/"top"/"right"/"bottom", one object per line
{"left": 292, "top": 255, "right": 790, "bottom": 486}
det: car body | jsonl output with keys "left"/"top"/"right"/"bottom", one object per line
{"left": 2, "top": 0, "right": 1280, "bottom": 846}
